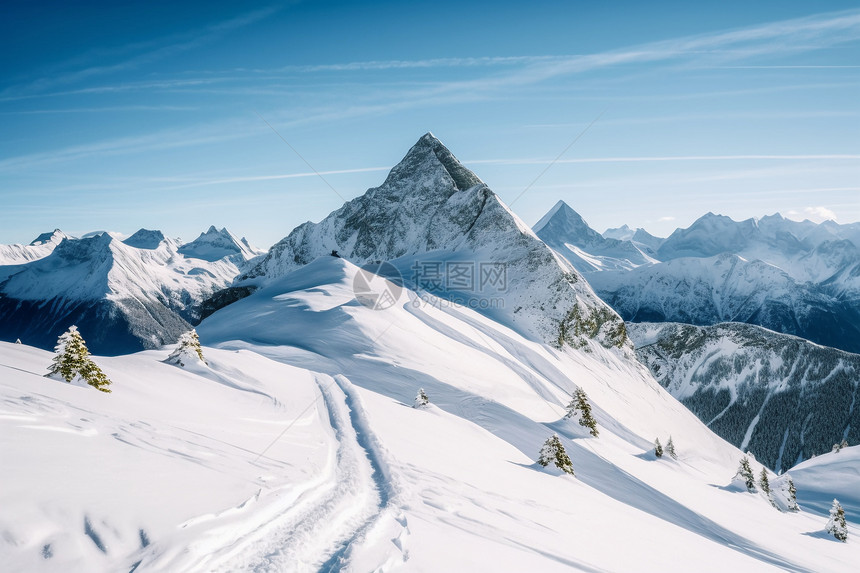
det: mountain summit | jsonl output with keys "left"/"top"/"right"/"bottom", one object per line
{"left": 534, "top": 201, "right": 656, "bottom": 273}
{"left": 241, "top": 135, "right": 628, "bottom": 349}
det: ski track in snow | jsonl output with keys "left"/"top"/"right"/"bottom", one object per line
{"left": 184, "top": 373, "right": 408, "bottom": 573}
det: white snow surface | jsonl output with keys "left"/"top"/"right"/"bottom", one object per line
{"left": 3, "top": 256, "right": 855, "bottom": 571}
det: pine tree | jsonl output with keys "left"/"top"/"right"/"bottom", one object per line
{"left": 565, "top": 388, "right": 599, "bottom": 437}
{"left": 414, "top": 388, "right": 430, "bottom": 408}
{"left": 167, "top": 329, "right": 207, "bottom": 367}
{"left": 666, "top": 436, "right": 677, "bottom": 459}
{"left": 15, "top": 338, "right": 21, "bottom": 344}
{"left": 654, "top": 438, "right": 663, "bottom": 458}
{"left": 759, "top": 468, "right": 771, "bottom": 496}
{"left": 826, "top": 499, "right": 848, "bottom": 542}
{"left": 736, "top": 456, "right": 756, "bottom": 492}
{"left": 538, "top": 434, "right": 575, "bottom": 475}
{"left": 46, "top": 326, "right": 112, "bottom": 393}
{"left": 786, "top": 475, "right": 799, "bottom": 512}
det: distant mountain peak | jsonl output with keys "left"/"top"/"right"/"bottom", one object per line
{"left": 123, "top": 228, "right": 166, "bottom": 250}
{"left": 29, "top": 229, "right": 68, "bottom": 246}
{"left": 533, "top": 201, "right": 603, "bottom": 244}
{"left": 178, "top": 226, "right": 257, "bottom": 262}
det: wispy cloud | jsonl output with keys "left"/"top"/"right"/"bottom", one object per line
{"left": 0, "top": 120, "right": 264, "bottom": 173}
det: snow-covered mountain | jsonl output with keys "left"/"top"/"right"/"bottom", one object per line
{"left": 0, "top": 230, "right": 247, "bottom": 354}
{"left": 589, "top": 254, "right": 860, "bottom": 353}
{"left": 536, "top": 206, "right": 860, "bottom": 352}
{"left": 629, "top": 321, "right": 860, "bottom": 473}
{"left": 534, "top": 201, "right": 657, "bottom": 272}
{"left": 240, "top": 134, "right": 628, "bottom": 350}
{"left": 178, "top": 225, "right": 263, "bottom": 262}
{"left": 5, "top": 254, "right": 858, "bottom": 571}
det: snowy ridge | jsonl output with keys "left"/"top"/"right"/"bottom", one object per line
{"left": 0, "top": 229, "right": 69, "bottom": 270}
{"left": 241, "top": 134, "right": 628, "bottom": 349}
{"left": 629, "top": 321, "right": 860, "bottom": 472}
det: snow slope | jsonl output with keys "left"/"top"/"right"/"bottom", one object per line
{"left": 4, "top": 257, "right": 859, "bottom": 571}
{"left": 788, "top": 445, "right": 860, "bottom": 519}
{"left": 629, "top": 321, "right": 860, "bottom": 472}
{"left": 0, "top": 231, "right": 245, "bottom": 354}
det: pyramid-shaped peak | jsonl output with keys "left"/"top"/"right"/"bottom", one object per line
{"left": 534, "top": 201, "right": 592, "bottom": 234}
{"left": 382, "top": 133, "right": 483, "bottom": 192}
{"left": 123, "top": 228, "right": 165, "bottom": 250}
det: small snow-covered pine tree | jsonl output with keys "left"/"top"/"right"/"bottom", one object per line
{"left": 414, "top": 388, "right": 430, "bottom": 408}
{"left": 565, "top": 388, "right": 599, "bottom": 437}
{"left": 167, "top": 329, "right": 207, "bottom": 367}
{"left": 46, "top": 326, "right": 111, "bottom": 393}
{"left": 666, "top": 436, "right": 677, "bottom": 459}
{"left": 826, "top": 499, "right": 848, "bottom": 541}
{"left": 759, "top": 468, "right": 771, "bottom": 496}
{"left": 15, "top": 338, "right": 21, "bottom": 344}
{"left": 786, "top": 475, "right": 799, "bottom": 512}
{"left": 538, "top": 434, "right": 575, "bottom": 475}
{"left": 654, "top": 438, "right": 663, "bottom": 458}
{"left": 736, "top": 456, "right": 756, "bottom": 492}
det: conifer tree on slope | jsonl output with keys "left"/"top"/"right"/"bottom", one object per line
{"left": 538, "top": 434, "right": 575, "bottom": 475}
{"left": 46, "top": 326, "right": 111, "bottom": 393}
{"left": 167, "top": 329, "right": 207, "bottom": 367}
{"left": 759, "top": 468, "right": 773, "bottom": 505}
{"left": 654, "top": 438, "right": 663, "bottom": 458}
{"left": 666, "top": 436, "right": 677, "bottom": 459}
{"left": 826, "top": 499, "right": 848, "bottom": 542}
{"left": 565, "top": 387, "right": 599, "bottom": 437}
{"left": 786, "top": 475, "right": 799, "bottom": 512}
{"left": 414, "top": 388, "right": 430, "bottom": 408}
{"left": 736, "top": 456, "right": 756, "bottom": 492}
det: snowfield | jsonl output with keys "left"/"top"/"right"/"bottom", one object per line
{"left": 3, "top": 255, "right": 859, "bottom": 572}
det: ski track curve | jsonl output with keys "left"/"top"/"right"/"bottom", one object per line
{"left": 210, "top": 372, "right": 406, "bottom": 573}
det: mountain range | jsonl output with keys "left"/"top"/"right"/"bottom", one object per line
{"left": 0, "top": 228, "right": 261, "bottom": 354}
{"left": 536, "top": 201, "right": 860, "bottom": 353}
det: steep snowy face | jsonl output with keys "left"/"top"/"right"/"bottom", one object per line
{"left": 534, "top": 201, "right": 656, "bottom": 272}
{"left": 0, "top": 229, "right": 69, "bottom": 266}
{"left": 0, "top": 234, "right": 243, "bottom": 354}
{"left": 630, "top": 322, "right": 860, "bottom": 473}
{"left": 588, "top": 253, "right": 860, "bottom": 353}
{"left": 243, "top": 134, "right": 628, "bottom": 349}
{"left": 178, "top": 226, "right": 262, "bottom": 262}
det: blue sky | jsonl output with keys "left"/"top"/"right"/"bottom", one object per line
{"left": 1, "top": 0, "right": 858, "bottom": 248}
